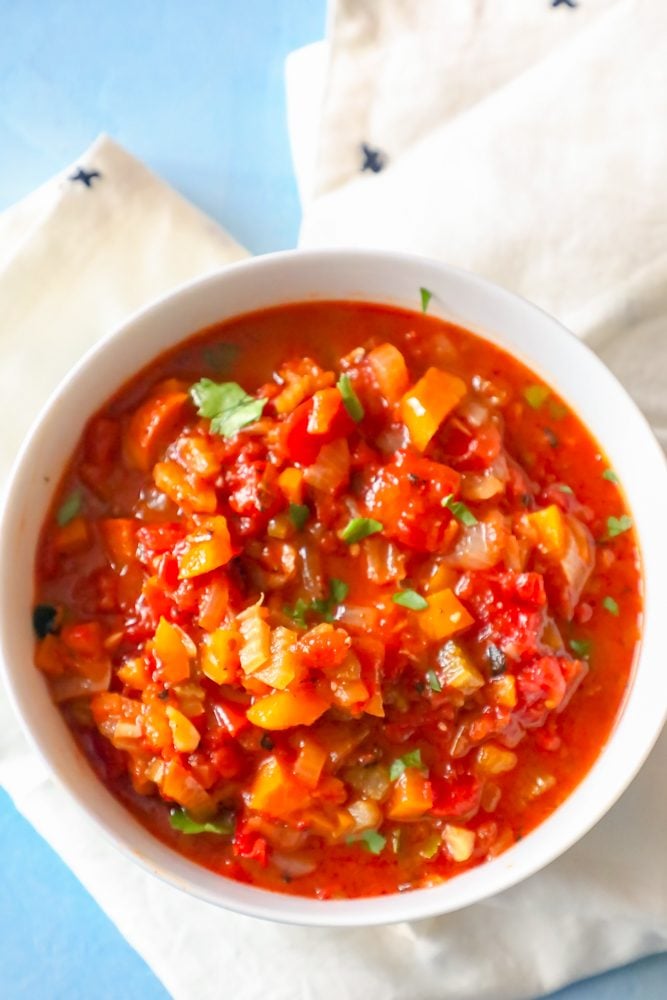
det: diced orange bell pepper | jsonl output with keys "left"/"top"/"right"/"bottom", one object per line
{"left": 400, "top": 367, "right": 467, "bottom": 451}
{"left": 99, "top": 518, "right": 138, "bottom": 569}
{"left": 153, "top": 617, "right": 195, "bottom": 684}
{"left": 153, "top": 461, "right": 217, "bottom": 514}
{"left": 248, "top": 755, "right": 312, "bottom": 817}
{"left": 364, "top": 690, "right": 385, "bottom": 718}
{"left": 178, "top": 516, "right": 232, "bottom": 579}
{"left": 176, "top": 435, "right": 221, "bottom": 478}
{"left": 246, "top": 688, "right": 329, "bottom": 730}
{"left": 161, "top": 757, "right": 213, "bottom": 818}
{"left": 123, "top": 385, "right": 188, "bottom": 471}
{"left": 118, "top": 656, "right": 152, "bottom": 690}
{"left": 367, "top": 343, "right": 409, "bottom": 403}
{"left": 526, "top": 504, "right": 568, "bottom": 559}
{"left": 277, "top": 467, "right": 304, "bottom": 504}
{"left": 387, "top": 768, "right": 434, "bottom": 820}
{"left": 307, "top": 388, "right": 343, "bottom": 435}
{"left": 200, "top": 627, "right": 241, "bottom": 684}
{"left": 419, "top": 588, "right": 474, "bottom": 642}
{"left": 53, "top": 516, "right": 91, "bottom": 555}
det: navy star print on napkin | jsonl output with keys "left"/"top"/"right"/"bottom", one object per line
{"left": 361, "top": 143, "right": 386, "bottom": 173}
{"left": 69, "top": 167, "right": 102, "bottom": 187}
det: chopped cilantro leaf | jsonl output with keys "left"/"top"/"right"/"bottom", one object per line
{"left": 602, "top": 469, "right": 619, "bottom": 484}
{"left": 523, "top": 385, "right": 550, "bottom": 409}
{"left": 189, "top": 378, "right": 266, "bottom": 437}
{"left": 569, "top": 638, "right": 591, "bottom": 658}
{"left": 347, "top": 829, "right": 386, "bottom": 855}
{"left": 329, "top": 578, "right": 349, "bottom": 604}
{"left": 606, "top": 514, "right": 632, "bottom": 539}
{"left": 602, "top": 596, "right": 619, "bottom": 616}
{"left": 442, "top": 494, "right": 478, "bottom": 526}
{"left": 284, "top": 579, "right": 348, "bottom": 627}
{"left": 556, "top": 484, "right": 574, "bottom": 495}
{"left": 288, "top": 503, "right": 310, "bottom": 531}
{"left": 169, "top": 808, "right": 234, "bottom": 836}
{"left": 426, "top": 669, "right": 442, "bottom": 693}
{"left": 337, "top": 374, "right": 364, "bottom": 423}
{"left": 340, "top": 517, "right": 383, "bottom": 544}
{"left": 56, "top": 490, "right": 82, "bottom": 526}
{"left": 389, "top": 749, "right": 424, "bottom": 781}
{"left": 420, "top": 287, "right": 432, "bottom": 313}
{"left": 392, "top": 588, "right": 428, "bottom": 611}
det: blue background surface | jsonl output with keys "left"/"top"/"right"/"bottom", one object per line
{"left": 0, "top": 2, "right": 664, "bottom": 997}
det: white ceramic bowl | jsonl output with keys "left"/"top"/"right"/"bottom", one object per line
{"left": 2, "top": 249, "right": 666, "bottom": 926}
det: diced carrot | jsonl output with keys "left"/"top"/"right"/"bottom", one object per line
{"left": 53, "top": 516, "right": 91, "bottom": 555}
{"left": 302, "top": 806, "right": 355, "bottom": 840}
{"left": 117, "top": 656, "right": 151, "bottom": 690}
{"left": 277, "top": 467, "right": 304, "bottom": 504}
{"left": 99, "top": 518, "right": 138, "bottom": 569}
{"left": 400, "top": 368, "right": 467, "bottom": 451}
{"left": 308, "top": 388, "right": 344, "bottom": 435}
{"left": 293, "top": 737, "right": 328, "bottom": 789}
{"left": 177, "top": 516, "right": 232, "bottom": 579}
{"left": 526, "top": 504, "right": 568, "bottom": 560}
{"left": 386, "top": 768, "right": 434, "bottom": 820}
{"left": 124, "top": 387, "right": 188, "bottom": 471}
{"left": 253, "top": 626, "right": 301, "bottom": 690}
{"left": 367, "top": 343, "right": 409, "bottom": 403}
{"left": 246, "top": 688, "right": 329, "bottom": 730}
{"left": 303, "top": 438, "right": 350, "bottom": 494}
{"left": 248, "top": 755, "right": 312, "bottom": 816}
{"left": 153, "top": 461, "right": 217, "bottom": 513}
{"left": 419, "top": 588, "right": 474, "bottom": 642}
{"left": 166, "top": 705, "right": 201, "bottom": 752}
{"left": 34, "top": 634, "right": 66, "bottom": 677}
{"left": 200, "top": 628, "right": 240, "bottom": 684}
{"left": 153, "top": 617, "right": 195, "bottom": 684}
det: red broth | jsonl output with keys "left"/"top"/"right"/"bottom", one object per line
{"left": 33, "top": 301, "right": 640, "bottom": 899}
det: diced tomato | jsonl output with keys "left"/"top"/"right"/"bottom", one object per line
{"left": 431, "top": 774, "right": 482, "bottom": 819}
{"left": 440, "top": 422, "right": 502, "bottom": 472}
{"left": 233, "top": 823, "right": 269, "bottom": 867}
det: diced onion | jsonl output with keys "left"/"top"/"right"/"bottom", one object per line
{"left": 348, "top": 799, "right": 382, "bottom": 831}
{"left": 443, "top": 824, "right": 475, "bottom": 862}
{"left": 447, "top": 511, "right": 508, "bottom": 570}
{"left": 272, "top": 853, "right": 318, "bottom": 877}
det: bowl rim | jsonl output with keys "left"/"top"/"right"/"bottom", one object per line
{"left": 2, "top": 246, "right": 666, "bottom": 927}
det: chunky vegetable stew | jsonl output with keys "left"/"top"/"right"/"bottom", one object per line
{"left": 34, "top": 300, "right": 641, "bottom": 899}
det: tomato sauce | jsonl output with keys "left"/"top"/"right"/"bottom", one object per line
{"left": 33, "top": 301, "right": 641, "bottom": 899}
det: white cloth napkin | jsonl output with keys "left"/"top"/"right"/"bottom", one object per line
{"left": 285, "top": 0, "right": 667, "bottom": 994}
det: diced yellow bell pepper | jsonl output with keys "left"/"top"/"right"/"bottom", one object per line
{"left": 248, "top": 755, "right": 312, "bottom": 816}
{"left": 200, "top": 628, "right": 240, "bottom": 684}
{"left": 386, "top": 768, "right": 434, "bottom": 820}
{"left": 419, "top": 589, "right": 474, "bottom": 642}
{"left": 476, "top": 743, "right": 518, "bottom": 775}
{"left": 526, "top": 504, "right": 567, "bottom": 559}
{"left": 178, "top": 516, "right": 232, "bottom": 579}
{"left": 246, "top": 688, "right": 329, "bottom": 730}
{"left": 443, "top": 823, "right": 475, "bottom": 862}
{"left": 437, "top": 640, "right": 484, "bottom": 695}
{"left": 400, "top": 367, "right": 467, "bottom": 451}
{"left": 166, "top": 705, "right": 201, "bottom": 752}
{"left": 277, "top": 467, "right": 304, "bottom": 505}
{"left": 153, "top": 617, "right": 195, "bottom": 684}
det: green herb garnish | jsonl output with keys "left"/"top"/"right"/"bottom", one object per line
{"left": 340, "top": 517, "right": 383, "bottom": 544}
{"left": 284, "top": 578, "right": 348, "bottom": 627}
{"left": 426, "top": 669, "right": 442, "bottom": 693}
{"left": 602, "top": 469, "right": 619, "bottom": 484}
{"left": 389, "top": 749, "right": 424, "bottom": 781}
{"left": 602, "top": 596, "right": 619, "bottom": 616}
{"left": 556, "top": 484, "right": 574, "bottom": 495}
{"left": 169, "top": 808, "right": 234, "bottom": 836}
{"left": 420, "top": 287, "right": 432, "bottom": 313}
{"left": 442, "top": 494, "right": 478, "bottom": 526}
{"left": 288, "top": 503, "right": 310, "bottom": 531}
{"left": 392, "top": 588, "right": 428, "bottom": 611}
{"left": 337, "top": 373, "right": 364, "bottom": 423}
{"left": 347, "top": 829, "right": 387, "bottom": 855}
{"left": 202, "top": 342, "right": 240, "bottom": 372}
{"left": 569, "top": 638, "right": 591, "bottom": 658}
{"left": 523, "top": 385, "right": 550, "bottom": 409}
{"left": 189, "top": 379, "right": 266, "bottom": 437}
{"left": 606, "top": 514, "right": 632, "bottom": 539}
{"left": 56, "top": 490, "right": 82, "bottom": 527}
